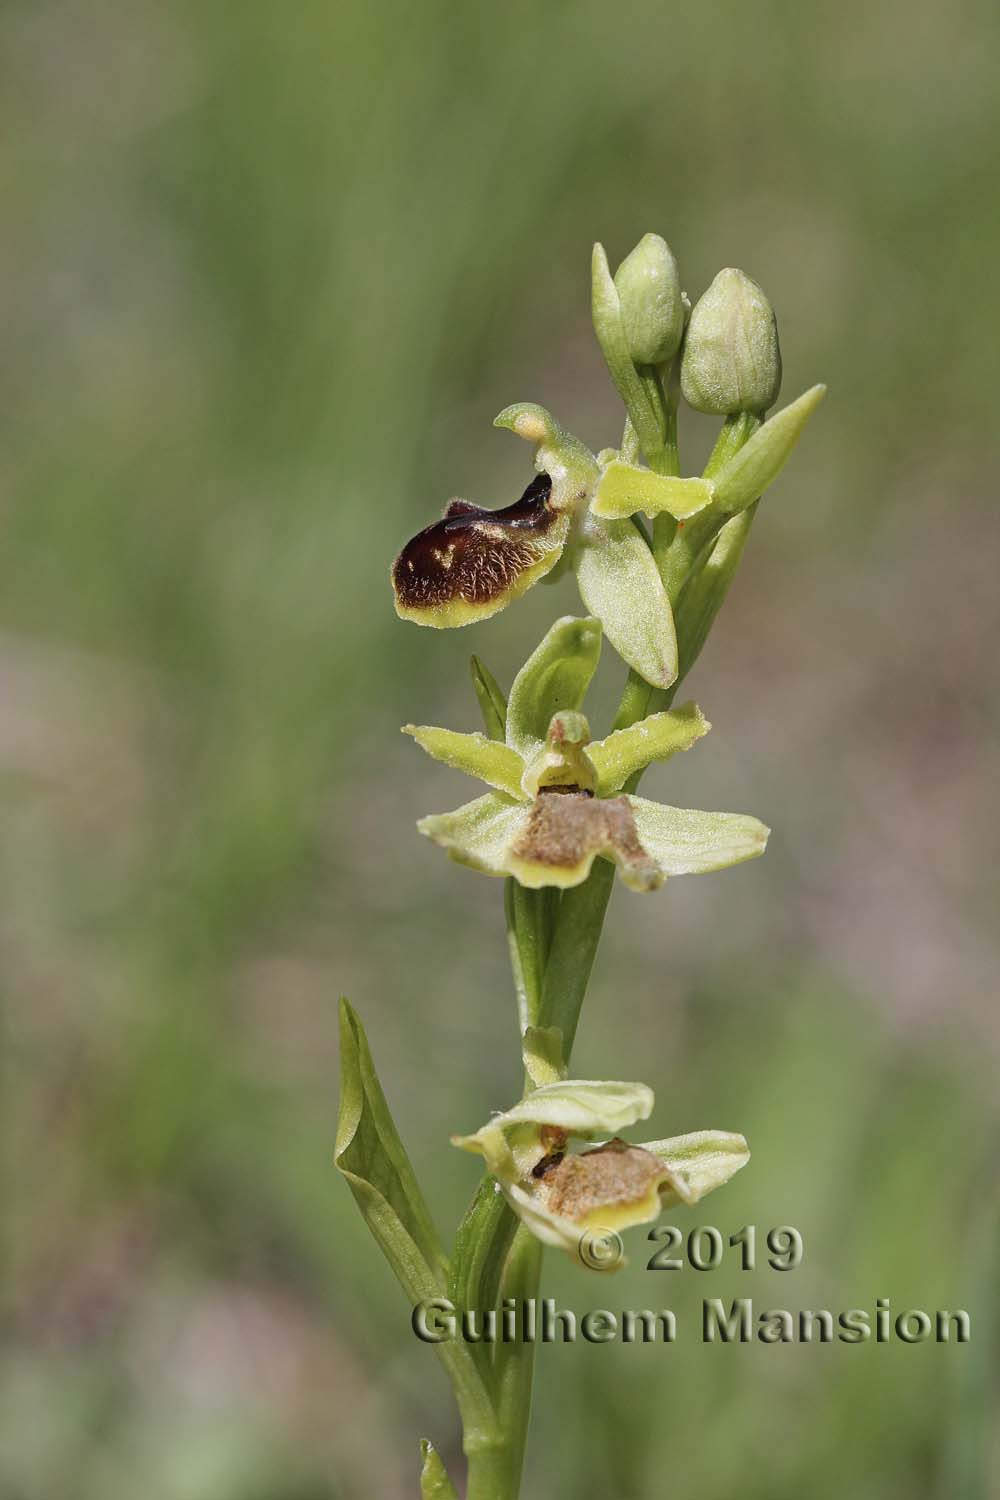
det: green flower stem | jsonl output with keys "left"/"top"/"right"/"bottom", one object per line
{"left": 454, "top": 407, "right": 763, "bottom": 1500}
{"left": 505, "top": 881, "right": 551, "bottom": 1032}
{"left": 659, "top": 411, "right": 760, "bottom": 600}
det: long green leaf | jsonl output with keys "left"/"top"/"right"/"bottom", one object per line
{"left": 336, "top": 999, "right": 448, "bottom": 1295}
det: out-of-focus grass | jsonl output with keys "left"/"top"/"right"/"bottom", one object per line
{"left": 2, "top": 1, "right": 998, "bottom": 1497}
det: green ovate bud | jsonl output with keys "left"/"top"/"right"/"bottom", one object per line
{"left": 613, "top": 233, "right": 685, "bottom": 366}
{"left": 681, "top": 268, "right": 781, "bottom": 415}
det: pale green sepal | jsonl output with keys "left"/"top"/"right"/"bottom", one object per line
{"left": 505, "top": 615, "right": 602, "bottom": 758}
{"left": 493, "top": 402, "right": 598, "bottom": 512}
{"left": 711, "top": 384, "right": 827, "bottom": 513}
{"left": 403, "top": 724, "right": 524, "bottom": 799}
{"left": 520, "top": 710, "right": 597, "bottom": 797}
{"left": 589, "top": 702, "right": 710, "bottom": 796}
{"left": 420, "top": 1440, "right": 459, "bottom": 1500}
{"left": 591, "top": 243, "right": 663, "bottom": 462}
{"left": 465, "top": 1079, "right": 654, "bottom": 1140}
{"left": 469, "top": 655, "right": 507, "bottom": 740}
{"left": 642, "top": 1129, "right": 750, "bottom": 1206}
{"left": 522, "top": 1025, "right": 567, "bottom": 1087}
{"left": 628, "top": 796, "right": 769, "bottom": 874}
{"left": 592, "top": 462, "right": 714, "bottom": 521}
{"left": 336, "top": 1000, "right": 448, "bottom": 1295}
{"left": 417, "top": 793, "right": 528, "bottom": 877}
{"left": 573, "top": 518, "right": 678, "bottom": 688}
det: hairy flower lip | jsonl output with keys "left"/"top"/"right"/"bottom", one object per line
{"left": 392, "top": 472, "right": 567, "bottom": 627}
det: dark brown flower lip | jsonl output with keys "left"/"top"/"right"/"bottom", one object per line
{"left": 392, "top": 473, "right": 567, "bottom": 625}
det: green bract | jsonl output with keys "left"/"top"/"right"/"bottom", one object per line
{"left": 453, "top": 1078, "right": 749, "bottom": 1268}
{"left": 404, "top": 618, "right": 768, "bottom": 893}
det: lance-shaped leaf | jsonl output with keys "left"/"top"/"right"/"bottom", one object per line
{"left": 574, "top": 518, "right": 677, "bottom": 689}
{"left": 403, "top": 724, "right": 524, "bottom": 798}
{"left": 629, "top": 797, "right": 769, "bottom": 874}
{"left": 592, "top": 461, "right": 715, "bottom": 522}
{"left": 419, "top": 1440, "right": 459, "bottom": 1500}
{"left": 336, "top": 999, "right": 448, "bottom": 1298}
{"left": 712, "top": 384, "right": 827, "bottom": 513}
{"left": 644, "top": 1129, "right": 751, "bottom": 1206}
{"left": 469, "top": 654, "right": 506, "bottom": 740}
{"left": 505, "top": 615, "right": 602, "bottom": 758}
{"left": 588, "top": 702, "right": 710, "bottom": 796}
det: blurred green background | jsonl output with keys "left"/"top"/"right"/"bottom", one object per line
{"left": 3, "top": 1, "right": 999, "bottom": 1496}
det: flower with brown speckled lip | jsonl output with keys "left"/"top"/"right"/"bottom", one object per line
{"left": 451, "top": 1077, "right": 749, "bottom": 1269}
{"left": 404, "top": 616, "right": 768, "bottom": 894}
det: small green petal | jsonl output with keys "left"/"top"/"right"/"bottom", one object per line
{"left": 403, "top": 725, "right": 525, "bottom": 799}
{"left": 417, "top": 792, "right": 529, "bottom": 876}
{"left": 573, "top": 518, "right": 678, "bottom": 688}
{"left": 628, "top": 796, "right": 769, "bottom": 874}
{"left": 641, "top": 1129, "right": 750, "bottom": 1206}
{"left": 588, "top": 701, "right": 710, "bottom": 796}
{"left": 712, "top": 384, "right": 827, "bottom": 513}
{"left": 506, "top": 615, "right": 602, "bottom": 759}
{"left": 592, "top": 462, "right": 715, "bottom": 522}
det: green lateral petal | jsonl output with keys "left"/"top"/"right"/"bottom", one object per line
{"left": 641, "top": 1129, "right": 750, "bottom": 1206}
{"left": 592, "top": 462, "right": 715, "bottom": 521}
{"left": 628, "top": 796, "right": 769, "bottom": 874}
{"left": 506, "top": 615, "right": 602, "bottom": 758}
{"left": 573, "top": 519, "right": 678, "bottom": 689}
{"left": 469, "top": 654, "right": 507, "bottom": 740}
{"left": 712, "top": 384, "right": 826, "bottom": 513}
{"left": 403, "top": 724, "right": 525, "bottom": 798}
{"left": 420, "top": 1440, "right": 459, "bottom": 1500}
{"left": 417, "top": 792, "right": 529, "bottom": 877}
{"left": 461, "top": 1079, "right": 654, "bottom": 1142}
{"left": 589, "top": 701, "right": 710, "bottom": 796}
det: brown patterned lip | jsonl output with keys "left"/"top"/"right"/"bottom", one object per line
{"left": 392, "top": 473, "right": 559, "bottom": 612}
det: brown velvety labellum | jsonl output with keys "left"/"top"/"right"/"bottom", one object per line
{"left": 392, "top": 473, "right": 567, "bottom": 627}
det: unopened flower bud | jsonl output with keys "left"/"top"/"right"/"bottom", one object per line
{"left": 681, "top": 268, "right": 781, "bottom": 415}
{"left": 613, "top": 233, "right": 685, "bottom": 366}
